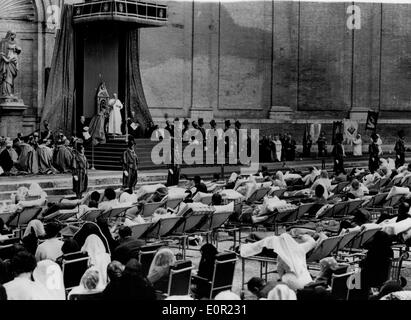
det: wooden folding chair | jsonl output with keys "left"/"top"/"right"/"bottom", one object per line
{"left": 166, "top": 260, "right": 193, "bottom": 297}
{"left": 191, "top": 251, "right": 237, "bottom": 299}
{"left": 62, "top": 252, "right": 90, "bottom": 293}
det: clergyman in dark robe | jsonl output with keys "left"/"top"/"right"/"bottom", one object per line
{"left": 89, "top": 104, "right": 108, "bottom": 146}
{"left": 0, "top": 139, "right": 17, "bottom": 174}
{"left": 15, "top": 138, "right": 33, "bottom": 173}
{"left": 37, "top": 141, "right": 57, "bottom": 174}
{"left": 394, "top": 130, "right": 406, "bottom": 169}
{"left": 72, "top": 143, "right": 89, "bottom": 199}
{"left": 122, "top": 140, "right": 139, "bottom": 191}
{"left": 53, "top": 139, "right": 73, "bottom": 173}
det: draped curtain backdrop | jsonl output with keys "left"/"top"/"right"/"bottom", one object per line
{"left": 125, "top": 29, "right": 153, "bottom": 132}
{"left": 41, "top": 4, "right": 75, "bottom": 137}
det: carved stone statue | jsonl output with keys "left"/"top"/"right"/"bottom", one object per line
{"left": 0, "top": 31, "right": 22, "bottom": 98}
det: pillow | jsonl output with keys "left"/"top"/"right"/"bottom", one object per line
{"left": 220, "top": 189, "right": 245, "bottom": 201}
{"left": 167, "top": 187, "right": 187, "bottom": 200}
{"left": 386, "top": 186, "right": 411, "bottom": 200}
{"left": 213, "top": 202, "right": 234, "bottom": 214}
{"left": 284, "top": 172, "right": 302, "bottom": 181}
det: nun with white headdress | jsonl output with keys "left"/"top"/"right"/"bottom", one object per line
{"left": 33, "top": 259, "right": 65, "bottom": 300}
{"left": 240, "top": 232, "right": 316, "bottom": 291}
{"left": 81, "top": 234, "right": 111, "bottom": 287}
{"left": 266, "top": 284, "right": 297, "bottom": 300}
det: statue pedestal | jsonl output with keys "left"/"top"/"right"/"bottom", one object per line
{"left": 0, "top": 97, "right": 27, "bottom": 137}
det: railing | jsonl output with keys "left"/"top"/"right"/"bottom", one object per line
{"left": 73, "top": 0, "right": 167, "bottom": 26}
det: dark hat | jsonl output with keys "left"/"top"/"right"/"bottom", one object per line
{"left": 210, "top": 119, "right": 216, "bottom": 126}
{"left": 235, "top": 120, "right": 241, "bottom": 127}
{"left": 183, "top": 119, "right": 189, "bottom": 126}
{"left": 198, "top": 118, "right": 204, "bottom": 126}
{"left": 225, "top": 120, "right": 231, "bottom": 127}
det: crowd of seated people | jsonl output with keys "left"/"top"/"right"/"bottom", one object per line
{"left": 3, "top": 154, "right": 411, "bottom": 300}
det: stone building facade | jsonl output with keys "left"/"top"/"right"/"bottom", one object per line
{"left": 1, "top": 0, "right": 411, "bottom": 144}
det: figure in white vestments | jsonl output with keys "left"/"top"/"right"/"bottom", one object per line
{"left": 108, "top": 93, "right": 123, "bottom": 135}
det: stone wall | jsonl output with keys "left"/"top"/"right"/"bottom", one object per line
{"left": 3, "top": 0, "right": 411, "bottom": 138}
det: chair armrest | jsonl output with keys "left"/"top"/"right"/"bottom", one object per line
{"left": 191, "top": 274, "right": 209, "bottom": 282}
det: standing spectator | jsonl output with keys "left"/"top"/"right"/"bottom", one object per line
{"left": 72, "top": 143, "right": 89, "bottom": 199}
{"left": 121, "top": 140, "right": 139, "bottom": 191}
{"left": 369, "top": 133, "right": 380, "bottom": 173}
{"left": 0, "top": 139, "right": 18, "bottom": 174}
{"left": 182, "top": 119, "right": 190, "bottom": 142}
{"left": 284, "top": 133, "right": 296, "bottom": 161}
{"left": 332, "top": 133, "right": 345, "bottom": 174}
{"left": 198, "top": 118, "right": 206, "bottom": 148}
{"left": 395, "top": 130, "right": 406, "bottom": 169}
{"left": 317, "top": 131, "right": 327, "bottom": 157}
{"left": 273, "top": 135, "right": 282, "bottom": 162}
{"left": 303, "top": 134, "right": 313, "bottom": 158}
{"left": 352, "top": 133, "right": 363, "bottom": 156}
{"left": 376, "top": 134, "right": 383, "bottom": 156}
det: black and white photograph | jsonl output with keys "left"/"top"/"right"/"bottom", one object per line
{"left": 1, "top": 0, "right": 411, "bottom": 310}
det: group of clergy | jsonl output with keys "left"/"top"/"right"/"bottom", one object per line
{"left": 0, "top": 125, "right": 76, "bottom": 176}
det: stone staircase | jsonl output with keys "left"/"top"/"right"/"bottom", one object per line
{"left": 85, "top": 138, "right": 162, "bottom": 171}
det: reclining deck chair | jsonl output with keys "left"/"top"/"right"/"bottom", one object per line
{"left": 7, "top": 206, "right": 43, "bottom": 228}
{"left": 129, "top": 221, "right": 154, "bottom": 239}
{"left": 80, "top": 209, "right": 103, "bottom": 222}
{"left": 306, "top": 235, "right": 344, "bottom": 264}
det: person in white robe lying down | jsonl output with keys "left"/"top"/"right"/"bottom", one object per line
{"left": 240, "top": 233, "right": 316, "bottom": 291}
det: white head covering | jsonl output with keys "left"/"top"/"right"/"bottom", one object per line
{"left": 214, "top": 290, "right": 241, "bottom": 300}
{"left": 228, "top": 172, "right": 238, "bottom": 183}
{"left": 28, "top": 183, "right": 43, "bottom": 197}
{"left": 33, "top": 259, "right": 65, "bottom": 300}
{"left": 267, "top": 284, "right": 297, "bottom": 300}
{"left": 81, "top": 234, "right": 111, "bottom": 287}
{"left": 23, "top": 219, "right": 46, "bottom": 238}
{"left": 240, "top": 233, "right": 313, "bottom": 289}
